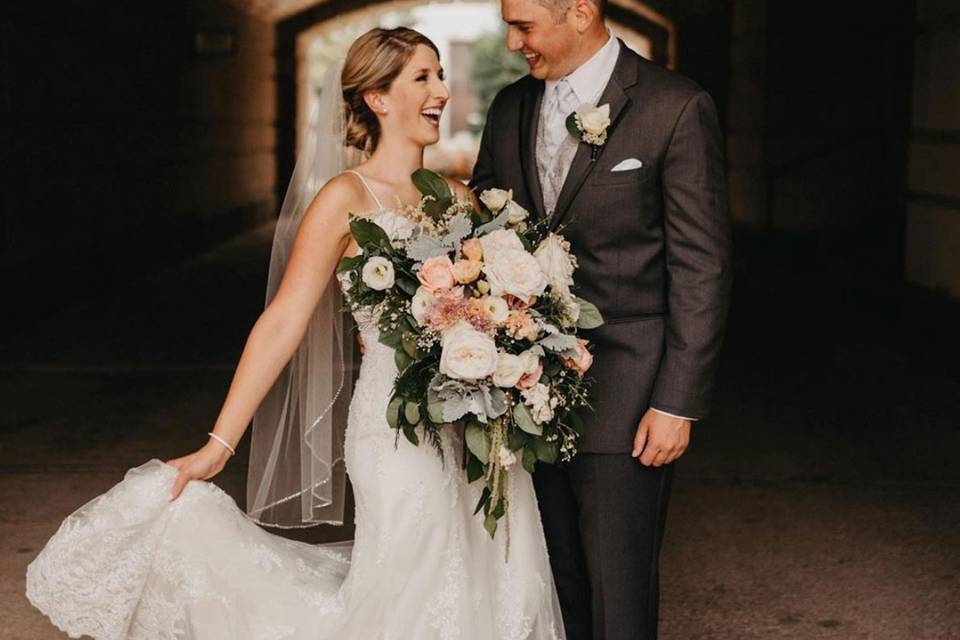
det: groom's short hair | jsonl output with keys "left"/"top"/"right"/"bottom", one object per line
{"left": 539, "top": 0, "right": 608, "bottom": 20}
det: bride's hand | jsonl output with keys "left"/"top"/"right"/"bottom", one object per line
{"left": 164, "top": 441, "right": 233, "bottom": 501}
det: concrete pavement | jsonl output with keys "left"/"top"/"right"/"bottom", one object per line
{"left": 3, "top": 225, "right": 958, "bottom": 639}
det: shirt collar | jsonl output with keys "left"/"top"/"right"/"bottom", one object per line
{"left": 546, "top": 30, "right": 620, "bottom": 106}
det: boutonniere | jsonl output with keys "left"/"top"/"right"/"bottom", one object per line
{"left": 566, "top": 103, "right": 611, "bottom": 161}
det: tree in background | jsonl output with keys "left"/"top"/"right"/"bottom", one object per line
{"left": 470, "top": 28, "right": 528, "bottom": 135}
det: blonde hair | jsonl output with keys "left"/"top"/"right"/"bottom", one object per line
{"left": 341, "top": 28, "right": 440, "bottom": 152}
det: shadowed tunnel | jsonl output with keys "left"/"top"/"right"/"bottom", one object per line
{"left": 2, "top": 0, "right": 958, "bottom": 638}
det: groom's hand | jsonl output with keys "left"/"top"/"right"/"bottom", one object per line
{"left": 632, "top": 409, "right": 691, "bottom": 466}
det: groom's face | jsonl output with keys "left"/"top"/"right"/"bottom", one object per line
{"left": 501, "top": 0, "right": 580, "bottom": 80}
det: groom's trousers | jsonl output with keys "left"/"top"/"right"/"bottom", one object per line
{"left": 533, "top": 454, "right": 674, "bottom": 640}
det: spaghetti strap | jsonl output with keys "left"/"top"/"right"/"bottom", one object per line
{"left": 346, "top": 170, "right": 386, "bottom": 212}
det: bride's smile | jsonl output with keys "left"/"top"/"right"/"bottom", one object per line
{"left": 373, "top": 43, "right": 448, "bottom": 147}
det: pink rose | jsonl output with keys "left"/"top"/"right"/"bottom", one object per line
{"left": 461, "top": 238, "right": 483, "bottom": 261}
{"left": 417, "top": 255, "right": 456, "bottom": 291}
{"left": 563, "top": 338, "right": 594, "bottom": 375}
{"left": 516, "top": 363, "right": 543, "bottom": 389}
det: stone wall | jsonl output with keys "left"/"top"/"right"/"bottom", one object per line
{"left": 1, "top": 0, "right": 277, "bottom": 327}
{"left": 906, "top": 0, "right": 960, "bottom": 297}
{"left": 726, "top": 0, "right": 915, "bottom": 238}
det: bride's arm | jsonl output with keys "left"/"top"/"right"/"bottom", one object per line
{"left": 165, "top": 176, "right": 361, "bottom": 500}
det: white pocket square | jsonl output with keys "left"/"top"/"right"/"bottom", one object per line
{"left": 611, "top": 158, "right": 643, "bottom": 172}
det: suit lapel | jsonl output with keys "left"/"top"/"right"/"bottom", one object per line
{"left": 519, "top": 79, "right": 546, "bottom": 220}
{"left": 548, "top": 44, "right": 638, "bottom": 232}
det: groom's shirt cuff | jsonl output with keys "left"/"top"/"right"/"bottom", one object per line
{"left": 650, "top": 407, "right": 698, "bottom": 422}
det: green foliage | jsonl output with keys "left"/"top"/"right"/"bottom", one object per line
{"left": 565, "top": 112, "right": 582, "bottom": 140}
{"left": 513, "top": 402, "right": 542, "bottom": 436}
{"left": 465, "top": 421, "right": 491, "bottom": 464}
{"left": 349, "top": 218, "right": 391, "bottom": 251}
{"left": 413, "top": 169, "right": 454, "bottom": 219}
{"left": 575, "top": 297, "right": 605, "bottom": 329}
{"left": 530, "top": 438, "right": 559, "bottom": 464}
{"left": 470, "top": 28, "right": 529, "bottom": 135}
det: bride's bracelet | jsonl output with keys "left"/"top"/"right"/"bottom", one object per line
{"left": 207, "top": 432, "right": 236, "bottom": 456}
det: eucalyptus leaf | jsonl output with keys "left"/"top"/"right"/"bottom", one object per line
{"left": 483, "top": 512, "right": 498, "bottom": 538}
{"left": 574, "top": 297, "right": 605, "bottom": 329}
{"left": 404, "top": 401, "right": 421, "bottom": 425}
{"left": 386, "top": 396, "right": 403, "bottom": 429}
{"left": 427, "top": 401, "right": 445, "bottom": 423}
{"left": 514, "top": 402, "right": 543, "bottom": 436}
{"left": 465, "top": 422, "right": 491, "bottom": 464}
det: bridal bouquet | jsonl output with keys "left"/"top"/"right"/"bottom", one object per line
{"left": 337, "top": 170, "right": 603, "bottom": 537}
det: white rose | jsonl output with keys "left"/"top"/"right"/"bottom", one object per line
{"left": 361, "top": 256, "right": 395, "bottom": 290}
{"left": 498, "top": 446, "right": 517, "bottom": 469}
{"left": 521, "top": 382, "right": 554, "bottom": 424}
{"left": 479, "top": 228, "right": 524, "bottom": 262}
{"left": 576, "top": 103, "right": 610, "bottom": 136}
{"left": 481, "top": 295, "right": 510, "bottom": 324}
{"left": 410, "top": 286, "right": 435, "bottom": 326}
{"left": 439, "top": 320, "right": 498, "bottom": 381}
{"left": 504, "top": 199, "right": 529, "bottom": 224}
{"left": 557, "top": 291, "right": 581, "bottom": 325}
{"left": 479, "top": 188, "right": 512, "bottom": 212}
{"left": 534, "top": 233, "right": 575, "bottom": 293}
{"left": 493, "top": 352, "right": 526, "bottom": 388}
{"left": 519, "top": 349, "right": 541, "bottom": 374}
{"left": 483, "top": 249, "right": 548, "bottom": 301}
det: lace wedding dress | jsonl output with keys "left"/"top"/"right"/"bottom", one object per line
{"left": 25, "top": 204, "right": 565, "bottom": 640}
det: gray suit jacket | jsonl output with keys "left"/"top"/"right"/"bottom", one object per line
{"left": 470, "top": 42, "right": 732, "bottom": 453}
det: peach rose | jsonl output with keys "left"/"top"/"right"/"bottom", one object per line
{"left": 452, "top": 259, "right": 482, "bottom": 284}
{"left": 417, "top": 255, "right": 456, "bottom": 291}
{"left": 503, "top": 310, "right": 538, "bottom": 341}
{"left": 563, "top": 338, "right": 594, "bottom": 375}
{"left": 461, "top": 238, "right": 483, "bottom": 261}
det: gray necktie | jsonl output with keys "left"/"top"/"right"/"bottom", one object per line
{"left": 537, "top": 79, "right": 579, "bottom": 219}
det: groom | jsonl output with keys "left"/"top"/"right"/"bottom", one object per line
{"left": 470, "top": 0, "right": 732, "bottom": 638}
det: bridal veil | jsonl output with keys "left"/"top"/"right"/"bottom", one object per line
{"left": 246, "top": 58, "right": 359, "bottom": 528}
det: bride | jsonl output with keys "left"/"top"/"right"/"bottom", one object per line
{"left": 26, "top": 27, "right": 564, "bottom": 640}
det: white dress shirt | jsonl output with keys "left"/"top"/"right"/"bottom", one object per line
{"left": 536, "top": 32, "right": 697, "bottom": 423}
